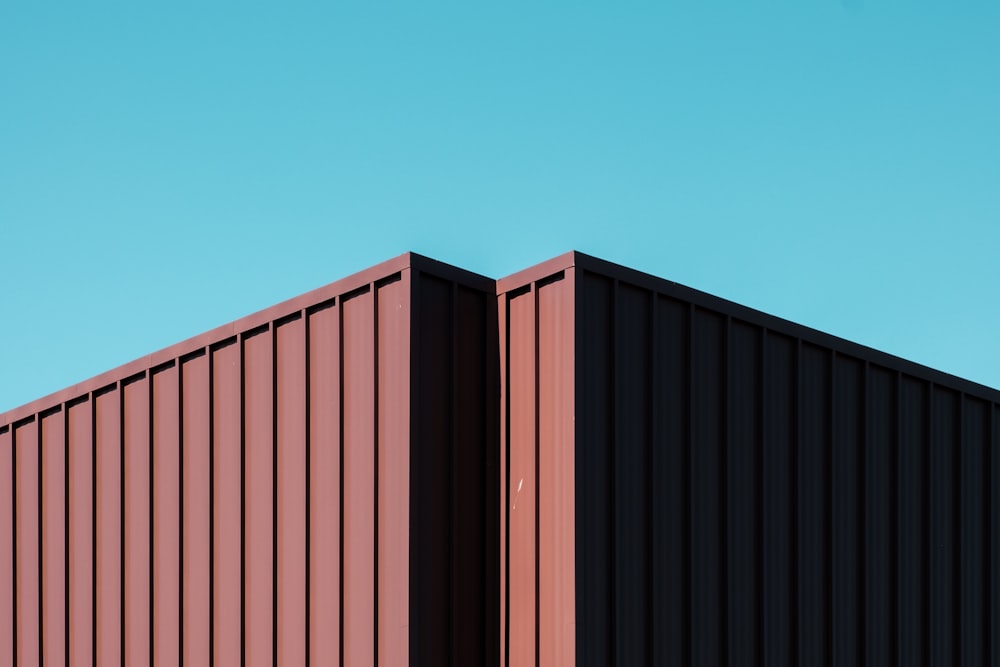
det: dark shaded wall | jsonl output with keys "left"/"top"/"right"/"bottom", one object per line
{"left": 411, "top": 268, "right": 500, "bottom": 667}
{"left": 499, "top": 251, "right": 1000, "bottom": 667}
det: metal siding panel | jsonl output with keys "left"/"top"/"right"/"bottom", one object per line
{"left": 797, "top": 343, "right": 830, "bottom": 667}
{"left": 537, "top": 276, "right": 575, "bottom": 667}
{"left": 68, "top": 400, "right": 93, "bottom": 667}
{"left": 212, "top": 342, "right": 241, "bottom": 667}
{"left": 865, "top": 366, "right": 894, "bottom": 666}
{"left": 960, "top": 397, "right": 987, "bottom": 665}
{"left": 576, "top": 272, "right": 612, "bottom": 667}
{"left": 831, "top": 355, "right": 862, "bottom": 667}
{"left": 651, "top": 296, "right": 689, "bottom": 667}
{"left": 414, "top": 274, "right": 451, "bottom": 665}
{"left": 14, "top": 421, "right": 39, "bottom": 667}
{"left": 181, "top": 354, "right": 211, "bottom": 667}
{"left": 507, "top": 287, "right": 536, "bottom": 667}
{"left": 244, "top": 329, "right": 274, "bottom": 667}
{"left": 728, "top": 321, "right": 761, "bottom": 667}
{"left": 613, "top": 283, "right": 650, "bottom": 666}
{"left": 277, "top": 317, "right": 307, "bottom": 666}
{"left": 691, "top": 308, "right": 725, "bottom": 667}
{"left": 377, "top": 276, "right": 409, "bottom": 667}
{"left": 95, "top": 389, "right": 121, "bottom": 667}
{"left": 152, "top": 366, "right": 181, "bottom": 667}
{"left": 763, "top": 332, "right": 794, "bottom": 667}
{"left": 40, "top": 411, "right": 66, "bottom": 666}
{"left": 497, "top": 251, "right": 1000, "bottom": 667}
{"left": 567, "top": 251, "right": 999, "bottom": 401}
{"left": 0, "top": 428, "right": 11, "bottom": 667}
{"left": 898, "top": 377, "right": 927, "bottom": 667}
{"left": 124, "top": 377, "right": 151, "bottom": 667}
{"left": 343, "top": 290, "right": 375, "bottom": 667}
{"left": 308, "top": 304, "right": 341, "bottom": 665}
{"left": 451, "top": 284, "right": 487, "bottom": 666}
{"left": 10, "top": 249, "right": 1000, "bottom": 667}
{"left": 929, "top": 387, "right": 956, "bottom": 667}
{"left": 1, "top": 254, "right": 498, "bottom": 667}
{"left": 0, "top": 254, "right": 426, "bottom": 430}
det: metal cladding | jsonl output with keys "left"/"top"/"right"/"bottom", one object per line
{"left": 4, "top": 251, "right": 1000, "bottom": 666}
{"left": 0, "top": 253, "right": 499, "bottom": 667}
{"left": 498, "top": 251, "right": 1000, "bottom": 667}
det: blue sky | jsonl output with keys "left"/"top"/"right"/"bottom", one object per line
{"left": 2, "top": 2, "right": 999, "bottom": 413}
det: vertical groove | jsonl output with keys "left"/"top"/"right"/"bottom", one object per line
{"left": 38, "top": 417, "right": 44, "bottom": 667}
{"left": 645, "top": 291, "right": 655, "bottom": 664}
{"left": 338, "top": 300, "right": 346, "bottom": 667}
{"left": 608, "top": 281, "right": 617, "bottom": 667}
{"left": 484, "top": 285, "right": 496, "bottom": 667}
{"left": 503, "top": 293, "right": 511, "bottom": 667}
{"left": 890, "top": 373, "right": 899, "bottom": 667}
{"left": 120, "top": 385, "right": 126, "bottom": 667}
{"left": 533, "top": 282, "right": 541, "bottom": 667}
{"left": 757, "top": 329, "right": 767, "bottom": 667}
{"left": 824, "top": 350, "right": 837, "bottom": 665}
{"left": 92, "top": 396, "right": 97, "bottom": 667}
{"left": 858, "top": 363, "right": 867, "bottom": 667}
{"left": 272, "top": 324, "right": 279, "bottom": 667}
{"left": 150, "top": 373, "right": 156, "bottom": 667}
{"left": 64, "top": 406, "right": 71, "bottom": 667}
{"left": 570, "top": 278, "right": 580, "bottom": 667}
{"left": 208, "top": 350, "right": 215, "bottom": 667}
{"left": 953, "top": 395, "right": 962, "bottom": 666}
{"left": 986, "top": 405, "right": 993, "bottom": 664}
{"left": 793, "top": 340, "right": 801, "bottom": 661}
{"left": 824, "top": 352, "right": 832, "bottom": 666}
{"left": 372, "top": 284, "right": 380, "bottom": 667}
{"left": 922, "top": 382, "right": 931, "bottom": 663}
{"left": 240, "top": 338, "right": 247, "bottom": 667}
{"left": 684, "top": 302, "right": 693, "bottom": 667}
{"left": 304, "top": 315, "right": 311, "bottom": 667}
{"left": 792, "top": 339, "right": 801, "bottom": 665}
{"left": 11, "top": 421, "right": 16, "bottom": 667}
{"left": 179, "top": 361, "right": 185, "bottom": 667}
{"left": 450, "top": 281, "right": 459, "bottom": 667}
{"left": 721, "top": 316, "right": 730, "bottom": 667}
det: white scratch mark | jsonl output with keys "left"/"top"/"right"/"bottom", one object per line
{"left": 512, "top": 478, "right": 524, "bottom": 510}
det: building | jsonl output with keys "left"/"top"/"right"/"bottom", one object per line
{"left": 3, "top": 252, "right": 998, "bottom": 666}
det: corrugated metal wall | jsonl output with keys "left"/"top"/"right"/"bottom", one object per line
{"left": 498, "top": 252, "right": 1000, "bottom": 667}
{"left": 0, "top": 253, "right": 498, "bottom": 667}
{"left": 498, "top": 266, "right": 577, "bottom": 667}
{"left": 6, "top": 249, "right": 1000, "bottom": 666}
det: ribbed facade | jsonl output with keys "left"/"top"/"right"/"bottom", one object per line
{"left": 4, "top": 250, "right": 999, "bottom": 666}
{"left": 498, "top": 252, "right": 1000, "bottom": 667}
{"left": 0, "top": 254, "right": 498, "bottom": 667}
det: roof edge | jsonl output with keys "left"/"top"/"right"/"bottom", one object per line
{"left": 529, "top": 251, "right": 1000, "bottom": 400}
{"left": 496, "top": 250, "right": 579, "bottom": 294}
{"left": 1, "top": 251, "right": 491, "bottom": 427}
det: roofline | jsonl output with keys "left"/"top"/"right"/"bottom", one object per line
{"left": 5, "top": 248, "right": 995, "bottom": 428}
{"left": 498, "top": 251, "right": 1000, "bottom": 401}
{"left": 1, "top": 252, "right": 494, "bottom": 428}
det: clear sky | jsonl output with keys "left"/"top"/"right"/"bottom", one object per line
{"left": 2, "top": 2, "right": 999, "bottom": 414}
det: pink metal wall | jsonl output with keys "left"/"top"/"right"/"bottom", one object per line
{"left": 0, "top": 253, "right": 498, "bottom": 667}
{"left": 497, "top": 258, "right": 577, "bottom": 667}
